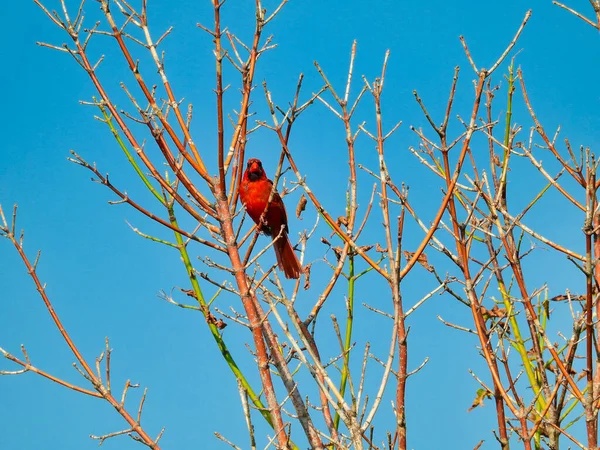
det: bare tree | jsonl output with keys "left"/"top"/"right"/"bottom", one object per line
{"left": 2, "top": 0, "right": 600, "bottom": 449}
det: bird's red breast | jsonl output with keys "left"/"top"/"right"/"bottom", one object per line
{"left": 239, "top": 158, "right": 301, "bottom": 279}
{"left": 239, "top": 158, "right": 288, "bottom": 236}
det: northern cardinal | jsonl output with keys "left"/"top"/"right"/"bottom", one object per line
{"left": 239, "top": 158, "right": 302, "bottom": 279}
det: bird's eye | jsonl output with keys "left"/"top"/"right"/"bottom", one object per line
{"left": 258, "top": 161, "right": 263, "bottom": 167}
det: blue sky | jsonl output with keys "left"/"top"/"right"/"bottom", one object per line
{"left": 1, "top": 0, "right": 600, "bottom": 449}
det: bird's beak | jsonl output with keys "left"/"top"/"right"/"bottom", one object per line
{"left": 247, "top": 162, "right": 262, "bottom": 180}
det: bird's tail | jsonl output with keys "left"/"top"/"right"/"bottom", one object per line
{"left": 273, "top": 233, "right": 302, "bottom": 279}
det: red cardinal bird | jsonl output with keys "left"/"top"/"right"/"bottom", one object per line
{"left": 239, "top": 158, "right": 302, "bottom": 279}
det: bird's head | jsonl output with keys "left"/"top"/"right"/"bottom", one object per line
{"left": 245, "top": 158, "right": 266, "bottom": 182}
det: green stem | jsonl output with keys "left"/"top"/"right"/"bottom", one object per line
{"left": 97, "top": 106, "right": 299, "bottom": 446}
{"left": 502, "top": 289, "right": 545, "bottom": 411}
{"left": 561, "top": 387, "right": 588, "bottom": 424}
{"left": 334, "top": 253, "right": 355, "bottom": 431}
{"left": 499, "top": 59, "right": 545, "bottom": 412}
{"left": 168, "top": 206, "right": 276, "bottom": 429}
{"left": 96, "top": 100, "right": 164, "bottom": 204}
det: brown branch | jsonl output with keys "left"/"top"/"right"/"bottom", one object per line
{"left": 68, "top": 151, "right": 224, "bottom": 250}
{"left": 554, "top": 1, "right": 600, "bottom": 29}
{"left": 0, "top": 204, "right": 159, "bottom": 448}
